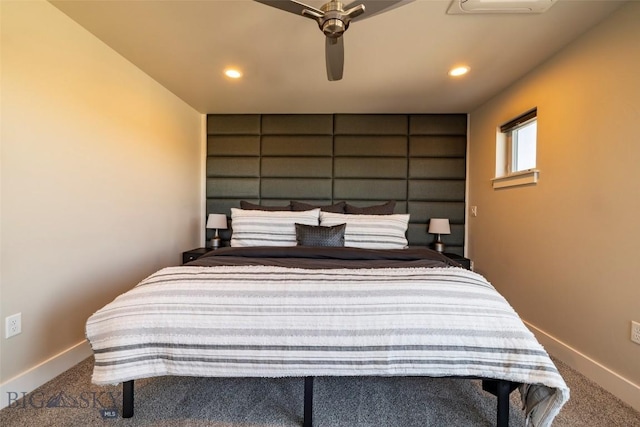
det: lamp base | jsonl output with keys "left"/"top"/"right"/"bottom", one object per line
{"left": 211, "top": 237, "right": 222, "bottom": 249}
{"left": 433, "top": 241, "right": 445, "bottom": 253}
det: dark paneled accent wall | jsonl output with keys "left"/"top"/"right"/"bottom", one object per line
{"left": 206, "top": 114, "right": 467, "bottom": 255}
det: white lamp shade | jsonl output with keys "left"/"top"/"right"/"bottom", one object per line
{"left": 428, "top": 218, "right": 450, "bottom": 234}
{"left": 206, "top": 213, "right": 228, "bottom": 230}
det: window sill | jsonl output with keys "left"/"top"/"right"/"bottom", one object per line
{"left": 492, "top": 169, "right": 539, "bottom": 189}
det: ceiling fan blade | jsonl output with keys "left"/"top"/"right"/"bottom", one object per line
{"left": 346, "top": 0, "right": 415, "bottom": 22}
{"left": 254, "top": 0, "right": 323, "bottom": 20}
{"left": 325, "top": 36, "right": 344, "bottom": 81}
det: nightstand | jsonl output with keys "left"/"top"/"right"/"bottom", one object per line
{"left": 182, "top": 247, "right": 213, "bottom": 264}
{"left": 443, "top": 253, "right": 472, "bottom": 270}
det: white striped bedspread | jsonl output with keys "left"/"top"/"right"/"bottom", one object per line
{"left": 86, "top": 265, "right": 569, "bottom": 426}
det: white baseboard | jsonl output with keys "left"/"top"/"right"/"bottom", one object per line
{"left": 524, "top": 320, "right": 640, "bottom": 412}
{"left": 0, "top": 339, "right": 92, "bottom": 410}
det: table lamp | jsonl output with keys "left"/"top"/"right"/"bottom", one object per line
{"left": 206, "top": 213, "right": 228, "bottom": 249}
{"left": 428, "top": 218, "right": 450, "bottom": 253}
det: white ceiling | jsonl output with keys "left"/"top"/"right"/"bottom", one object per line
{"left": 50, "top": 0, "right": 625, "bottom": 114}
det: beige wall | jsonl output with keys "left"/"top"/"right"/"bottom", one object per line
{"left": 468, "top": 0, "right": 639, "bottom": 396}
{"left": 1, "top": 0, "right": 203, "bottom": 384}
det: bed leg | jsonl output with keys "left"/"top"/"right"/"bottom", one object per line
{"left": 122, "top": 380, "right": 134, "bottom": 418}
{"left": 495, "top": 379, "right": 510, "bottom": 427}
{"left": 482, "top": 379, "right": 518, "bottom": 427}
{"left": 304, "top": 376, "right": 314, "bottom": 427}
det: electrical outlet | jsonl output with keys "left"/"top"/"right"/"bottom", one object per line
{"left": 471, "top": 206, "right": 478, "bottom": 217}
{"left": 632, "top": 321, "right": 640, "bottom": 345}
{"left": 5, "top": 313, "right": 22, "bottom": 339}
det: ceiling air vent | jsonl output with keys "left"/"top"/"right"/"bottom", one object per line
{"left": 447, "top": 0, "right": 557, "bottom": 14}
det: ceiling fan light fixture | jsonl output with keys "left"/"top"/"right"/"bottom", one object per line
{"left": 449, "top": 65, "right": 470, "bottom": 77}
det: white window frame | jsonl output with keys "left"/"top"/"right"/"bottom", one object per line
{"left": 492, "top": 108, "right": 539, "bottom": 189}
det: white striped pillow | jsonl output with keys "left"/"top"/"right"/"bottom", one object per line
{"left": 230, "top": 208, "right": 320, "bottom": 247}
{"left": 319, "top": 212, "right": 409, "bottom": 249}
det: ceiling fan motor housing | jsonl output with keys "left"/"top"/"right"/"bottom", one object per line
{"left": 319, "top": 0, "right": 365, "bottom": 38}
{"left": 321, "top": 1, "right": 346, "bottom": 37}
{"left": 322, "top": 18, "right": 345, "bottom": 37}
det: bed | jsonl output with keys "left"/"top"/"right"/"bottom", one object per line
{"left": 86, "top": 207, "right": 569, "bottom": 427}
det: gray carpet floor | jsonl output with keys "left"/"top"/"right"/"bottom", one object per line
{"left": 1, "top": 356, "right": 638, "bottom": 426}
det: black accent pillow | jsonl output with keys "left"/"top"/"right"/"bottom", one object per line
{"left": 291, "top": 200, "right": 346, "bottom": 213}
{"left": 295, "top": 223, "right": 346, "bottom": 247}
{"left": 344, "top": 201, "right": 396, "bottom": 215}
{"left": 240, "top": 201, "right": 291, "bottom": 211}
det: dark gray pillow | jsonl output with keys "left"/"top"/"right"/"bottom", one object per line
{"left": 295, "top": 223, "right": 346, "bottom": 247}
{"left": 291, "top": 200, "right": 346, "bottom": 213}
{"left": 344, "top": 201, "right": 396, "bottom": 215}
{"left": 240, "top": 201, "right": 291, "bottom": 211}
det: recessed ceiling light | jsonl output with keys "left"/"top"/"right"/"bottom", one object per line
{"left": 224, "top": 68, "right": 242, "bottom": 79}
{"left": 449, "top": 66, "right": 470, "bottom": 77}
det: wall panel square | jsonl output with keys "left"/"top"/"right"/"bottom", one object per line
{"left": 408, "top": 180, "right": 466, "bottom": 201}
{"left": 409, "top": 158, "right": 466, "bottom": 179}
{"left": 262, "top": 178, "right": 332, "bottom": 200}
{"left": 410, "top": 136, "right": 467, "bottom": 157}
{"left": 410, "top": 114, "right": 467, "bottom": 135}
{"left": 334, "top": 179, "right": 407, "bottom": 200}
{"left": 334, "top": 158, "right": 407, "bottom": 178}
{"left": 335, "top": 114, "right": 408, "bottom": 135}
{"left": 334, "top": 135, "right": 408, "bottom": 156}
{"left": 207, "top": 157, "right": 259, "bottom": 177}
{"left": 206, "top": 178, "right": 259, "bottom": 198}
{"left": 207, "top": 115, "right": 260, "bottom": 134}
{"left": 262, "top": 158, "right": 332, "bottom": 178}
{"left": 207, "top": 135, "right": 260, "bottom": 156}
{"left": 262, "top": 114, "right": 333, "bottom": 135}
{"left": 262, "top": 135, "right": 333, "bottom": 156}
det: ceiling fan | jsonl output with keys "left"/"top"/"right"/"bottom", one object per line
{"left": 254, "top": 0, "right": 413, "bottom": 81}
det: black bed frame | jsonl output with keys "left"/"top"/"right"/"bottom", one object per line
{"left": 121, "top": 376, "right": 519, "bottom": 426}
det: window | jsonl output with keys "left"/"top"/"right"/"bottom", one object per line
{"left": 493, "top": 108, "right": 539, "bottom": 189}
{"left": 510, "top": 119, "right": 537, "bottom": 172}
